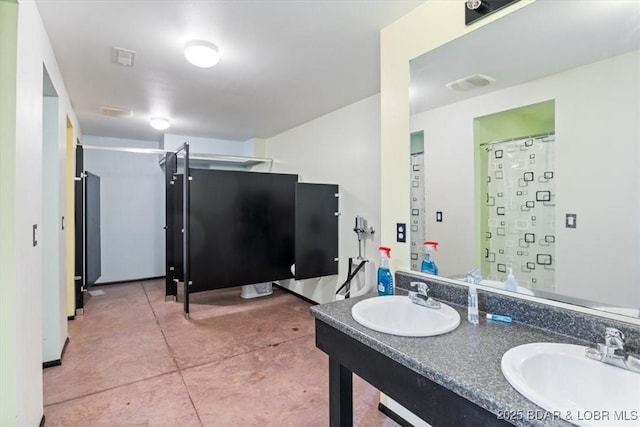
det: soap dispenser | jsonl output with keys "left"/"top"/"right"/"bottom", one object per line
{"left": 504, "top": 268, "right": 518, "bottom": 292}
{"left": 467, "top": 285, "right": 479, "bottom": 325}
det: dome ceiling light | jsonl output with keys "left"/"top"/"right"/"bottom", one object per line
{"left": 149, "top": 117, "right": 170, "bottom": 131}
{"left": 184, "top": 40, "right": 220, "bottom": 68}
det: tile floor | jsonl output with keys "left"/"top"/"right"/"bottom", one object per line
{"left": 43, "top": 279, "right": 399, "bottom": 426}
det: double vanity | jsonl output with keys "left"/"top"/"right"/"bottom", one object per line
{"left": 311, "top": 271, "right": 640, "bottom": 427}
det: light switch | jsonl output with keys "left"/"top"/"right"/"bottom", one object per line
{"left": 396, "top": 223, "right": 406, "bottom": 243}
{"left": 566, "top": 214, "right": 577, "bottom": 229}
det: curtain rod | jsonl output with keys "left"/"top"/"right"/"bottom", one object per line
{"left": 78, "top": 144, "right": 273, "bottom": 164}
{"left": 480, "top": 132, "right": 555, "bottom": 147}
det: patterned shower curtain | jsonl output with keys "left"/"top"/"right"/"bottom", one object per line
{"left": 482, "top": 134, "right": 555, "bottom": 292}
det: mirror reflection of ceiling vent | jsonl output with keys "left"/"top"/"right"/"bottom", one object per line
{"left": 100, "top": 105, "right": 133, "bottom": 118}
{"left": 445, "top": 73, "right": 495, "bottom": 91}
{"left": 113, "top": 47, "right": 136, "bottom": 67}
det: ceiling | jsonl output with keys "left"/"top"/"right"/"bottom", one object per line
{"left": 35, "top": 0, "right": 423, "bottom": 143}
{"left": 410, "top": 0, "right": 640, "bottom": 114}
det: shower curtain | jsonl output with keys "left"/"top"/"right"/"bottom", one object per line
{"left": 481, "top": 134, "right": 556, "bottom": 292}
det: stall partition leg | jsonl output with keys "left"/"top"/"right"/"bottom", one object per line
{"left": 329, "top": 357, "right": 353, "bottom": 427}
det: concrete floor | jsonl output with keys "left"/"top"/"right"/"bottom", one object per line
{"left": 43, "top": 279, "right": 399, "bottom": 426}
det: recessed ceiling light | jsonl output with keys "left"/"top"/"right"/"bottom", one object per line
{"left": 149, "top": 117, "right": 170, "bottom": 131}
{"left": 184, "top": 40, "right": 220, "bottom": 68}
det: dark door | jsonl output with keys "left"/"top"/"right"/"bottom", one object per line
{"left": 168, "top": 174, "right": 184, "bottom": 290}
{"left": 188, "top": 169, "right": 297, "bottom": 292}
{"left": 85, "top": 171, "right": 102, "bottom": 286}
{"left": 294, "top": 183, "right": 339, "bottom": 280}
{"left": 164, "top": 154, "right": 180, "bottom": 297}
{"left": 74, "top": 144, "right": 84, "bottom": 312}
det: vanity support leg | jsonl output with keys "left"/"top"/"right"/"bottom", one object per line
{"left": 329, "top": 357, "right": 353, "bottom": 427}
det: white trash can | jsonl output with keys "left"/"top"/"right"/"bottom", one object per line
{"left": 240, "top": 282, "right": 273, "bottom": 299}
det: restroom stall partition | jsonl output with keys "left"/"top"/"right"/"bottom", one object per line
{"left": 165, "top": 147, "right": 339, "bottom": 317}
{"left": 164, "top": 152, "right": 183, "bottom": 299}
{"left": 74, "top": 145, "right": 103, "bottom": 314}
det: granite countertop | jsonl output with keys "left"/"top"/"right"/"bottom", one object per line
{"left": 311, "top": 295, "right": 590, "bottom": 427}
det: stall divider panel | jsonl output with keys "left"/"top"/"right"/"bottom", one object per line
{"left": 74, "top": 145, "right": 84, "bottom": 312}
{"left": 164, "top": 153, "right": 178, "bottom": 298}
{"left": 188, "top": 169, "right": 298, "bottom": 293}
{"left": 84, "top": 171, "right": 102, "bottom": 286}
{"left": 294, "top": 183, "right": 339, "bottom": 280}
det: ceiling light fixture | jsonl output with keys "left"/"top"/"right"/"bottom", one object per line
{"left": 184, "top": 40, "right": 220, "bottom": 68}
{"left": 149, "top": 117, "right": 170, "bottom": 131}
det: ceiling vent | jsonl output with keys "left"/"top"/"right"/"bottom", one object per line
{"left": 100, "top": 105, "right": 133, "bottom": 118}
{"left": 445, "top": 73, "right": 495, "bottom": 91}
{"left": 113, "top": 47, "right": 136, "bottom": 67}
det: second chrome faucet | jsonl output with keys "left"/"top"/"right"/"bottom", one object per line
{"left": 585, "top": 327, "right": 640, "bottom": 373}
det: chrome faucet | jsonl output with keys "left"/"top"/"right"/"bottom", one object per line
{"left": 585, "top": 327, "right": 640, "bottom": 373}
{"left": 464, "top": 268, "right": 483, "bottom": 285}
{"left": 408, "top": 281, "right": 441, "bottom": 309}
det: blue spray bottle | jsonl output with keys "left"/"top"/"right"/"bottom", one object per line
{"left": 421, "top": 241, "right": 439, "bottom": 275}
{"left": 377, "top": 246, "right": 394, "bottom": 296}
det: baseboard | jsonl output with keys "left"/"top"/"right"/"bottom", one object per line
{"left": 42, "top": 337, "right": 70, "bottom": 369}
{"left": 378, "top": 403, "right": 414, "bottom": 427}
{"left": 42, "top": 359, "right": 61, "bottom": 369}
{"left": 92, "top": 276, "right": 165, "bottom": 286}
{"left": 272, "top": 283, "right": 318, "bottom": 305}
{"left": 40, "top": 414, "right": 45, "bottom": 427}
{"left": 60, "top": 336, "right": 70, "bottom": 361}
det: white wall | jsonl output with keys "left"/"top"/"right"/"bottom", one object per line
{"left": 411, "top": 51, "right": 639, "bottom": 308}
{"left": 42, "top": 94, "right": 68, "bottom": 363}
{"left": 84, "top": 136, "right": 166, "bottom": 283}
{"left": 255, "top": 94, "right": 382, "bottom": 304}
{"left": 4, "top": 1, "right": 82, "bottom": 425}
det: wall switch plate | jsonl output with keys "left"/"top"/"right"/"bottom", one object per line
{"left": 566, "top": 213, "right": 577, "bottom": 228}
{"left": 396, "top": 223, "right": 406, "bottom": 242}
{"left": 436, "top": 211, "right": 443, "bottom": 222}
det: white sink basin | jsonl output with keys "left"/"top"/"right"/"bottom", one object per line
{"left": 351, "top": 295, "right": 460, "bottom": 337}
{"left": 502, "top": 342, "right": 640, "bottom": 426}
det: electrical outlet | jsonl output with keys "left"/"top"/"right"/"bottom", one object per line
{"left": 396, "top": 223, "right": 406, "bottom": 243}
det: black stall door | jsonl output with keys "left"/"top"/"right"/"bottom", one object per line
{"left": 188, "top": 169, "right": 298, "bottom": 292}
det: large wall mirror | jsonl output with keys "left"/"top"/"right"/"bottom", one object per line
{"left": 409, "top": 1, "right": 640, "bottom": 318}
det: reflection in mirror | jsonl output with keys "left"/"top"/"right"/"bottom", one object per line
{"left": 409, "top": 1, "right": 640, "bottom": 318}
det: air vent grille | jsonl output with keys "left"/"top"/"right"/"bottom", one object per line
{"left": 113, "top": 47, "right": 136, "bottom": 67}
{"left": 445, "top": 73, "right": 495, "bottom": 91}
{"left": 100, "top": 105, "right": 133, "bottom": 118}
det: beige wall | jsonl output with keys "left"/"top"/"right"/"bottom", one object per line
{"left": 66, "top": 119, "right": 75, "bottom": 316}
{"left": 380, "top": 0, "right": 533, "bottom": 270}
{"left": 0, "top": 1, "right": 19, "bottom": 424}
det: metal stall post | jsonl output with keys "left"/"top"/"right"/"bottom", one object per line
{"left": 182, "top": 143, "right": 191, "bottom": 319}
